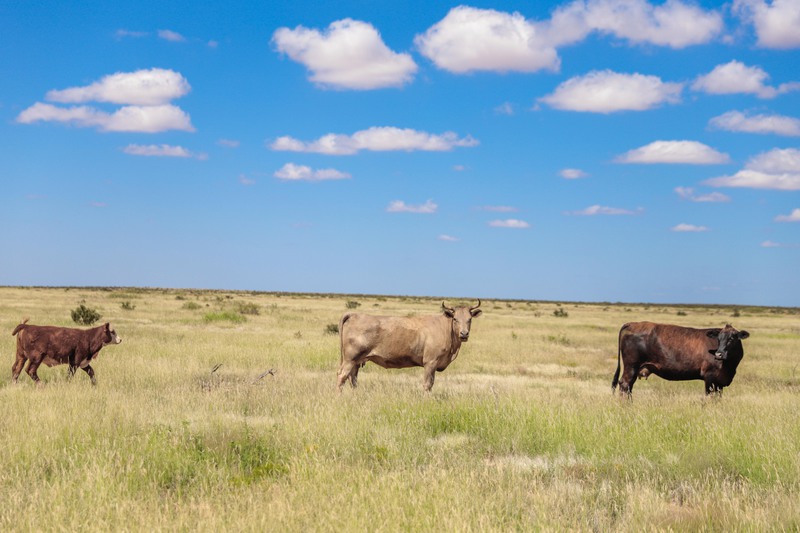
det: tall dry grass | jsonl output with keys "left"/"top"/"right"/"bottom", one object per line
{"left": 1, "top": 287, "right": 799, "bottom": 531}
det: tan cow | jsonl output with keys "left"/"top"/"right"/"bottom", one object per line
{"left": 337, "top": 300, "right": 482, "bottom": 391}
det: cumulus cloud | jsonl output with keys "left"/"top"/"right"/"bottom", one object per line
{"left": 674, "top": 187, "right": 731, "bottom": 203}
{"left": 415, "top": 6, "right": 562, "bottom": 74}
{"left": 565, "top": 205, "right": 641, "bottom": 215}
{"left": 672, "top": 223, "right": 710, "bottom": 232}
{"left": 567, "top": 0, "right": 723, "bottom": 48}
{"left": 270, "top": 127, "right": 478, "bottom": 155}
{"left": 16, "top": 102, "right": 194, "bottom": 133}
{"left": 734, "top": 0, "right": 800, "bottom": 49}
{"left": 539, "top": 70, "right": 682, "bottom": 113}
{"left": 775, "top": 208, "right": 800, "bottom": 222}
{"left": 560, "top": 168, "right": 588, "bottom": 179}
{"left": 438, "top": 234, "right": 460, "bottom": 242}
{"left": 709, "top": 110, "right": 800, "bottom": 136}
{"left": 476, "top": 205, "right": 519, "bottom": 212}
{"left": 274, "top": 163, "right": 351, "bottom": 181}
{"left": 115, "top": 29, "right": 148, "bottom": 39}
{"left": 273, "top": 19, "right": 417, "bottom": 90}
{"left": 158, "top": 29, "right": 186, "bottom": 42}
{"left": 123, "top": 144, "right": 203, "bottom": 158}
{"left": 616, "top": 140, "right": 730, "bottom": 164}
{"left": 238, "top": 174, "right": 256, "bottom": 186}
{"left": 704, "top": 148, "right": 800, "bottom": 190}
{"left": 488, "top": 219, "right": 530, "bottom": 228}
{"left": 386, "top": 200, "right": 438, "bottom": 214}
{"left": 217, "top": 139, "right": 241, "bottom": 148}
{"left": 692, "top": 60, "right": 800, "bottom": 99}
{"left": 761, "top": 240, "right": 800, "bottom": 248}
{"left": 45, "top": 68, "right": 190, "bottom": 106}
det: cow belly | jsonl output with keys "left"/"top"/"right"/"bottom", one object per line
{"left": 42, "top": 356, "right": 64, "bottom": 367}
{"left": 650, "top": 366, "right": 701, "bottom": 381}
{"left": 367, "top": 355, "right": 421, "bottom": 369}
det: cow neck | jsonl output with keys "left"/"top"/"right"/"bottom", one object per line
{"left": 87, "top": 325, "right": 106, "bottom": 354}
{"left": 447, "top": 317, "right": 462, "bottom": 355}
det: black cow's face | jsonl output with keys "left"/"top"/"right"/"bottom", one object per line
{"left": 104, "top": 323, "right": 123, "bottom": 345}
{"left": 707, "top": 324, "right": 749, "bottom": 360}
{"left": 443, "top": 301, "right": 482, "bottom": 341}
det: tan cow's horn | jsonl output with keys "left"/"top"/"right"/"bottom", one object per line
{"left": 469, "top": 299, "right": 481, "bottom": 312}
{"left": 442, "top": 302, "right": 455, "bottom": 313}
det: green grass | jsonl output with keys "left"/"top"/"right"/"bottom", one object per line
{"left": 1, "top": 287, "right": 799, "bottom": 531}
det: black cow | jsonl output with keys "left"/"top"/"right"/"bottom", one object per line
{"left": 612, "top": 322, "right": 749, "bottom": 396}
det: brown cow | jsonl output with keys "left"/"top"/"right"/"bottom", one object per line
{"left": 612, "top": 322, "right": 749, "bottom": 397}
{"left": 11, "top": 319, "right": 122, "bottom": 385}
{"left": 338, "top": 300, "right": 482, "bottom": 391}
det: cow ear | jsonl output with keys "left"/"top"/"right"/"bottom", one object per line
{"left": 104, "top": 322, "right": 110, "bottom": 331}
{"left": 738, "top": 330, "right": 750, "bottom": 340}
{"left": 706, "top": 329, "right": 721, "bottom": 338}
{"left": 470, "top": 308, "right": 482, "bottom": 318}
{"left": 442, "top": 303, "right": 455, "bottom": 318}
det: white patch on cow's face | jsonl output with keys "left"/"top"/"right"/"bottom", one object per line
{"left": 105, "top": 324, "right": 122, "bottom": 345}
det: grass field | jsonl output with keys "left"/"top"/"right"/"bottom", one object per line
{"left": 1, "top": 286, "right": 799, "bottom": 531}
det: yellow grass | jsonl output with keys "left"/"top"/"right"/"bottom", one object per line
{"left": 1, "top": 287, "right": 799, "bottom": 531}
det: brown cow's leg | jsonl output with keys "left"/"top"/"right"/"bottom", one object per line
{"left": 423, "top": 364, "right": 436, "bottom": 392}
{"left": 82, "top": 365, "right": 97, "bottom": 385}
{"left": 349, "top": 363, "right": 361, "bottom": 388}
{"left": 25, "top": 361, "right": 43, "bottom": 385}
{"left": 618, "top": 365, "right": 638, "bottom": 398}
{"left": 11, "top": 356, "right": 26, "bottom": 383}
{"left": 337, "top": 361, "right": 357, "bottom": 390}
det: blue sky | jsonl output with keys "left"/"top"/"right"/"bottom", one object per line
{"left": 1, "top": 0, "right": 799, "bottom": 306}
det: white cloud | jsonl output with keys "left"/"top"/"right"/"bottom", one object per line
{"left": 274, "top": 163, "right": 351, "bottom": 181}
{"left": 709, "top": 110, "right": 800, "bottom": 136}
{"left": 415, "top": 6, "right": 561, "bottom": 74}
{"left": 477, "top": 205, "right": 519, "bottom": 212}
{"left": 238, "top": 174, "right": 256, "bottom": 186}
{"left": 438, "top": 234, "right": 460, "bottom": 242}
{"left": 16, "top": 102, "right": 195, "bottom": 133}
{"left": 158, "top": 29, "right": 186, "bottom": 42}
{"left": 539, "top": 70, "right": 682, "bottom": 113}
{"left": 123, "top": 144, "right": 197, "bottom": 158}
{"left": 704, "top": 148, "right": 800, "bottom": 190}
{"left": 45, "top": 68, "right": 190, "bottom": 106}
{"left": 565, "top": 205, "right": 641, "bottom": 215}
{"left": 273, "top": 19, "right": 417, "bottom": 90}
{"left": 560, "top": 168, "right": 588, "bottom": 179}
{"left": 217, "top": 139, "right": 241, "bottom": 148}
{"left": 674, "top": 187, "right": 731, "bottom": 203}
{"left": 386, "top": 200, "right": 438, "bottom": 214}
{"left": 488, "top": 219, "right": 530, "bottom": 228}
{"left": 270, "top": 127, "right": 478, "bottom": 155}
{"left": 616, "top": 140, "right": 730, "bottom": 164}
{"left": 672, "top": 223, "right": 710, "bottom": 232}
{"left": 115, "top": 29, "right": 148, "bottom": 39}
{"left": 734, "top": 0, "right": 800, "bottom": 49}
{"left": 775, "top": 208, "right": 800, "bottom": 222}
{"left": 495, "top": 102, "right": 515, "bottom": 115}
{"left": 692, "top": 60, "right": 799, "bottom": 99}
{"left": 761, "top": 240, "right": 800, "bottom": 248}
{"left": 572, "top": 0, "right": 723, "bottom": 48}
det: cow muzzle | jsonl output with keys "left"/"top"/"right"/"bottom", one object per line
{"left": 459, "top": 333, "right": 469, "bottom": 341}
{"left": 714, "top": 351, "right": 726, "bottom": 360}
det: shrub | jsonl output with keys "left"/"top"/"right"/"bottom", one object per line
{"left": 553, "top": 308, "right": 569, "bottom": 318}
{"left": 120, "top": 301, "right": 136, "bottom": 311}
{"left": 182, "top": 302, "right": 202, "bottom": 311}
{"left": 71, "top": 303, "right": 102, "bottom": 325}
{"left": 203, "top": 312, "right": 246, "bottom": 324}
{"left": 345, "top": 300, "right": 361, "bottom": 309}
{"left": 237, "top": 302, "right": 260, "bottom": 316}
{"left": 325, "top": 323, "right": 339, "bottom": 335}
{"left": 732, "top": 308, "right": 741, "bottom": 318}
{"left": 677, "top": 310, "right": 688, "bottom": 316}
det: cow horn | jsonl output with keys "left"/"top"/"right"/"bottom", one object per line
{"left": 470, "top": 299, "right": 481, "bottom": 312}
{"left": 442, "top": 302, "right": 455, "bottom": 313}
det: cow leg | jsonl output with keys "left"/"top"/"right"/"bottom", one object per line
{"left": 337, "top": 360, "right": 358, "bottom": 390}
{"left": 25, "top": 361, "right": 43, "bottom": 385}
{"left": 11, "top": 356, "right": 27, "bottom": 383}
{"left": 81, "top": 364, "right": 97, "bottom": 385}
{"left": 618, "top": 365, "right": 638, "bottom": 398}
{"left": 422, "top": 364, "right": 436, "bottom": 392}
{"left": 349, "top": 363, "right": 361, "bottom": 388}
{"left": 67, "top": 365, "right": 78, "bottom": 379}
{"left": 704, "top": 381, "right": 722, "bottom": 396}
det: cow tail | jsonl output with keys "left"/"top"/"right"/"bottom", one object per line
{"left": 612, "top": 323, "right": 629, "bottom": 392}
{"left": 11, "top": 318, "right": 30, "bottom": 336}
{"left": 339, "top": 313, "right": 352, "bottom": 364}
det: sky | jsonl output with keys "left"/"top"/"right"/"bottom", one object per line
{"left": 1, "top": 0, "right": 799, "bottom": 306}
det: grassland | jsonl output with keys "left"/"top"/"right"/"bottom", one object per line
{"left": 1, "top": 286, "right": 799, "bottom": 532}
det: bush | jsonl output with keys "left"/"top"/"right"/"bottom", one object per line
{"left": 237, "top": 302, "right": 260, "bottom": 316}
{"left": 203, "top": 312, "right": 246, "bottom": 324}
{"left": 71, "top": 303, "right": 102, "bottom": 325}
{"left": 677, "top": 310, "right": 688, "bottom": 316}
{"left": 325, "top": 323, "right": 339, "bottom": 335}
{"left": 120, "top": 301, "right": 136, "bottom": 311}
{"left": 345, "top": 300, "right": 361, "bottom": 309}
{"left": 553, "top": 308, "right": 569, "bottom": 318}
{"left": 182, "top": 302, "right": 202, "bottom": 311}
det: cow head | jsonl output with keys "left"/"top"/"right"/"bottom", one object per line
{"left": 442, "top": 300, "right": 482, "bottom": 341}
{"left": 103, "top": 323, "right": 123, "bottom": 345}
{"left": 706, "top": 324, "right": 749, "bottom": 360}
